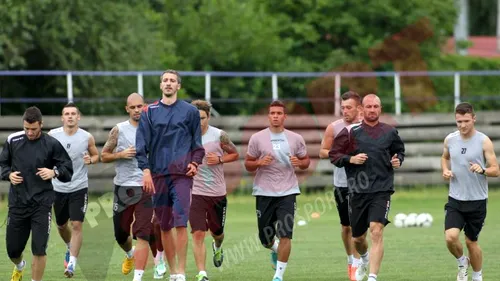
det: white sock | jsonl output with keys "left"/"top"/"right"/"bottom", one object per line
{"left": 271, "top": 240, "right": 279, "bottom": 253}
{"left": 198, "top": 271, "right": 207, "bottom": 277}
{"left": 273, "top": 261, "right": 287, "bottom": 279}
{"left": 156, "top": 250, "right": 163, "bottom": 261}
{"left": 368, "top": 273, "right": 377, "bottom": 280}
{"left": 352, "top": 258, "right": 360, "bottom": 267}
{"left": 16, "top": 260, "right": 25, "bottom": 271}
{"left": 457, "top": 255, "right": 468, "bottom": 267}
{"left": 134, "top": 269, "right": 144, "bottom": 281}
{"left": 472, "top": 270, "right": 482, "bottom": 279}
{"left": 126, "top": 249, "right": 134, "bottom": 259}
{"left": 360, "top": 252, "right": 369, "bottom": 264}
{"left": 347, "top": 254, "right": 354, "bottom": 264}
{"left": 69, "top": 256, "right": 77, "bottom": 268}
{"left": 66, "top": 242, "right": 71, "bottom": 249}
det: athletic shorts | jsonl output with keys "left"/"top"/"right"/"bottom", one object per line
{"left": 445, "top": 196, "right": 487, "bottom": 242}
{"left": 189, "top": 194, "right": 227, "bottom": 236}
{"left": 256, "top": 194, "right": 297, "bottom": 246}
{"left": 6, "top": 205, "right": 52, "bottom": 258}
{"left": 152, "top": 175, "right": 193, "bottom": 231}
{"left": 348, "top": 191, "right": 391, "bottom": 237}
{"left": 334, "top": 187, "right": 350, "bottom": 226}
{"left": 113, "top": 185, "right": 154, "bottom": 243}
{"left": 53, "top": 188, "right": 88, "bottom": 226}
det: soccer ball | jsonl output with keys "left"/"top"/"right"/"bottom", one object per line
{"left": 416, "top": 213, "right": 433, "bottom": 228}
{"left": 393, "top": 213, "right": 407, "bottom": 228}
{"left": 404, "top": 213, "right": 418, "bottom": 227}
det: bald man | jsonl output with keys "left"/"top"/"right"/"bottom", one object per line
{"left": 329, "top": 94, "right": 405, "bottom": 281}
{"left": 101, "top": 93, "right": 160, "bottom": 281}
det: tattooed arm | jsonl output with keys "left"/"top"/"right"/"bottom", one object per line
{"left": 219, "top": 130, "right": 239, "bottom": 163}
{"left": 100, "top": 126, "right": 127, "bottom": 163}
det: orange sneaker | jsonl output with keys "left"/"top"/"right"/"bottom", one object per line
{"left": 349, "top": 265, "right": 358, "bottom": 281}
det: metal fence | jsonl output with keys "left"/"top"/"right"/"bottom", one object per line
{"left": 2, "top": 70, "right": 500, "bottom": 116}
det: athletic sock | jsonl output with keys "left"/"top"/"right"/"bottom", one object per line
{"left": 156, "top": 250, "right": 163, "bottom": 261}
{"left": 69, "top": 256, "right": 77, "bottom": 268}
{"left": 273, "top": 261, "right": 287, "bottom": 279}
{"left": 66, "top": 242, "right": 71, "bottom": 249}
{"left": 126, "top": 249, "right": 134, "bottom": 259}
{"left": 198, "top": 271, "right": 207, "bottom": 277}
{"left": 360, "top": 252, "right": 369, "bottom": 264}
{"left": 472, "top": 270, "right": 482, "bottom": 279}
{"left": 348, "top": 254, "right": 354, "bottom": 264}
{"left": 352, "top": 258, "right": 360, "bottom": 267}
{"left": 457, "top": 255, "right": 468, "bottom": 267}
{"left": 271, "top": 240, "right": 279, "bottom": 253}
{"left": 16, "top": 260, "right": 25, "bottom": 271}
{"left": 368, "top": 273, "right": 377, "bottom": 281}
{"left": 133, "top": 269, "right": 144, "bottom": 281}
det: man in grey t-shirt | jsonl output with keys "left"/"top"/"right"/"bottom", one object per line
{"left": 441, "top": 102, "right": 499, "bottom": 281}
{"left": 49, "top": 103, "right": 99, "bottom": 278}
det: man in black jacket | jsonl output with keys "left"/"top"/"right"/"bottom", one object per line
{"left": 0, "top": 106, "right": 73, "bottom": 281}
{"left": 329, "top": 94, "right": 405, "bottom": 281}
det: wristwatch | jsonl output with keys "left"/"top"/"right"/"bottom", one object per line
{"left": 480, "top": 168, "right": 486, "bottom": 175}
{"left": 53, "top": 167, "right": 60, "bottom": 178}
{"left": 219, "top": 156, "right": 224, "bottom": 164}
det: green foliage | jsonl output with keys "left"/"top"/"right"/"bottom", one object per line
{"left": 0, "top": 0, "right": 174, "bottom": 115}
{"left": 427, "top": 55, "right": 500, "bottom": 111}
{"left": 5, "top": 0, "right": 494, "bottom": 116}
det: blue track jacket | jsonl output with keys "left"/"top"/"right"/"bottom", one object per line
{"left": 136, "top": 99, "right": 205, "bottom": 176}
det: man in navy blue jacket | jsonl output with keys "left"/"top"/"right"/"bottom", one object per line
{"left": 136, "top": 69, "right": 205, "bottom": 281}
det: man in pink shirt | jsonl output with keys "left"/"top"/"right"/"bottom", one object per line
{"left": 189, "top": 100, "right": 239, "bottom": 281}
{"left": 244, "top": 100, "right": 311, "bottom": 281}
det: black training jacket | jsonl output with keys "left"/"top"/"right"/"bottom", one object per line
{"left": 0, "top": 132, "right": 73, "bottom": 208}
{"left": 329, "top": 121, "right": 405, "bottom": 194}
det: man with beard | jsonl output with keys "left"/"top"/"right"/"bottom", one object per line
{"left": 101, "top": 93, "right": 163, "bottom": 281}
{"left": 136, "top": 70, "right": 205, "bottom": 281}
{"left": 319, "top": 91, "right": 362, "bottom": 281}
{"left": 48, "top": 102, "right": 99, "bottom": 278}
{"left": 1, "top": 106, "right": 73, "bottom": 281}
{"left": 329, "top": 94, "right": 405, "bottom": 281}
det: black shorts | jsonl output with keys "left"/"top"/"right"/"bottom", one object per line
{"left": 6, "top": 205, "right": 52, "bottom": 258}
{"left": 256, "top": 194, "right": 297, "bottom": 246}
{"left": 113, "top": 185, "right": 154, "bottom": 244}
{"left": 444, "top": 197, "right": 487, "bottom": 242}
{"left": 349, "top": 191, "right": 391, "bottom": 238}
{"left": 334, "top": 187, "right": 350, "bottom": 226}
{"left": 53, "top": 188, "right": 88, "bottom": 226}
{"left": 189, "top": 195, "right": 227, "bottom": 236}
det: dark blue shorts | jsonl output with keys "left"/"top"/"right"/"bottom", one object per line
{"left": 152, "top": 174, "right": 193, "bottom": 231}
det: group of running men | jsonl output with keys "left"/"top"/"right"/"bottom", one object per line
{"left": 1, "top": 69, "right": 498, "bottom": 281}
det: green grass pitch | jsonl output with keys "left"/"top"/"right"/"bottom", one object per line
{"left": 0, "top": 187, "right": 499, "bottom": 280}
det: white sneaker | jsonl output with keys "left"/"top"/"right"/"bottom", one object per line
{"left": 355, "top": 261, "right": 368, "bottom": 281}
{"left": 176, "top": 274, "right": 186, "bottom": 281}
{"left": 457, "top": 257, "right": 470, "bottom": 281}
{"left": 169, "top": 275, "right": 177, "bottom": 281}
{"left": 472, "top": 277, "right": 482, "bottom": 281}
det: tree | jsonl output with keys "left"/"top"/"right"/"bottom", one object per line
{"left": 0, "top": 0, "right": 175, "bottom": 115}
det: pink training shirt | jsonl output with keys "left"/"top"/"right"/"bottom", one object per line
{"left": 247, "top": 128, "right": 307, "bottom": 197}
{"left": 193, "top": 126, "right": 227, "bottom": 197}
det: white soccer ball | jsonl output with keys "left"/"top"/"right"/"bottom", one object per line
{"left": 416, "top": 213, "right": 433, "bottom": 228}
{"left": 404, "top": 213, "right": 418, "bottom": 227}
{"left": 393, "top": 213, "right": 407, "bottom": 228}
